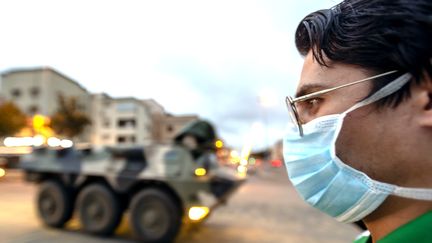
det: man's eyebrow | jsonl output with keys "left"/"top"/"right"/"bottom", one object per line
{"left": 295, "top": 83, "right": 330, "bottom": 98}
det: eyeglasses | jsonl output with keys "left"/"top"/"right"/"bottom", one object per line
{"left": 285, "top": 70, "right": 398, "bottom": 136}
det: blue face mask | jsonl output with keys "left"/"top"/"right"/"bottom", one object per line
{"left": 283, "top": 73, "right": 432, "bottom": 223}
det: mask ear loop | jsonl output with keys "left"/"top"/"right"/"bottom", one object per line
{"left": 342, "top": 73, "right": 412, "bottom": 115}
{"left": 394, "top": 187, "right": 432, "bottom": 200}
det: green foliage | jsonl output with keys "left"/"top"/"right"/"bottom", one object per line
{"left": 51, "top": 95, "right": 91, "bottom": 138}
{"left": 0, "top": 102, "right": 27, "bottom": 137}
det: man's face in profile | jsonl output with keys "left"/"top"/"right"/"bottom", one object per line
{"left": 296, "top": 52, "right": 430, "bottom": 188}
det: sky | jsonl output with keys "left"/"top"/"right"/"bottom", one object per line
{"left": 0, "top": 0, "right": 340, "bottom": 151}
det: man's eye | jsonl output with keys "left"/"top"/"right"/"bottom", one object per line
{"left": 297, "top": 97, "right": 322, "bottom": 113}
{"left": 306, "top": 98, "right": 322, "bottom": 108}
{"left": 295, "top": 98, "right": 323, "bottom": 124}
{"left": 303, "top": 98, "right": 323, "bottom": 116}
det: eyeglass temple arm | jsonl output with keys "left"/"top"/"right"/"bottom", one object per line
{"left": 292, "top": 70, "right": 398, "bottom": 103}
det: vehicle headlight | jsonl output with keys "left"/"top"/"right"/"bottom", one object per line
{"left": 0, "top": 168, "right": 6, "bottom": 178}
{"left": 188, "top": 206, "right": 210, "bottom": 221}
{"left": 194, "top": 168, "right": 207, "bottom": 177}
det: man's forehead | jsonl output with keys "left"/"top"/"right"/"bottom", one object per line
{"left": 296, "top": 52, "right": 369, "bottom": 96}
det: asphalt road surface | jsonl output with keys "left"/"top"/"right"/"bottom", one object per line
{"left": 0, "top": 168, "right": 360, "bottom": 243}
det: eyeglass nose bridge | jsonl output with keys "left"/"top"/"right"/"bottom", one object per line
{"left": 285, "top": 96, "right": 304, "bottom": 137}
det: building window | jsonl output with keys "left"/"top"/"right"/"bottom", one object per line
{"left": 167, "top": 125, "right": 173, "bottom": 132}
{"left": 117, "top": 136, "right": 126, "bottom": 143}
{"left": 102, "top": 134, "right": 110, "bottom": 141}
{"left": 11, "top": 89, "right": 21, "bottom": 98}
{"left": 28, "top": 106, "right": 39, "bottom": 114}
{"left": 117, "top": 135, "right": 135, "bottom": 144}
{"left": 116, "top": 102, "right": 136, "bottom": 112}
{"left": 30, "top": 87, "right": 40, "bottom": 98}
{"left": 118, "top": 119, "right": 136, "bottom": 128}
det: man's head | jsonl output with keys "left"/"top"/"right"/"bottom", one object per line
{"left": 294, "top": 0, "right": 432, "bottom": 187}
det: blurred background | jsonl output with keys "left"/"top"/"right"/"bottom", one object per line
{"left": 0, "top": 0, "right": 362, "bottom": 242}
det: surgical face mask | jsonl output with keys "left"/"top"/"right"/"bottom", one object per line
{"left": 283, "top": 73, "right": 432, "bottom": 223}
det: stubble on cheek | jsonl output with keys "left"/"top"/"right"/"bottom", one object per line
{"left": 335, "top": 112, "right": 384, "bottom": 180}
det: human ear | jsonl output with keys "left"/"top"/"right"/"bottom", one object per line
{"left": 417, "top": 75, "right": 432, "bottom": 127}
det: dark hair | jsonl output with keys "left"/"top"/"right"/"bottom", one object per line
{"left": 295, "top": 0, "right": 432, "bottom": 107}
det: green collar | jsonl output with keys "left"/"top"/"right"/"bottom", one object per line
{"left": 354, "top": 211, "right": 432, "bottom": 243}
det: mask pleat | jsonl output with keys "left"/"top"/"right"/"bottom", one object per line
{"left": 285, "top": 150, "right": 333, "bottom": 179}
{"left": 292, "top": 160, "right": 339, "bottom": 202}
{"left": 313, "top": 168, "right": 370, "bottom": 217}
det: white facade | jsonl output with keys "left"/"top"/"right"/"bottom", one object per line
{"left": 91, "top": 94, "right": 153, "bottom": 146}
{"left": 1, "top": 67, "right": 91, "bottom": 117}
{"left": 0, "top": 67, "right": 92, "bottom": 142}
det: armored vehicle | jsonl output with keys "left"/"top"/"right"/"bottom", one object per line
{"left": 21, "top": 121, "right": 245, "bottom": 243}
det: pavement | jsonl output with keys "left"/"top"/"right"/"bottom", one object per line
{"left": 0, "top": 168, "right": 361, "bottom": 243}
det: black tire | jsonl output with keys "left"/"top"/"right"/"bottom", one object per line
{"left": 37, "top": 180, "right": 73, "bottom": 228}
{"left": 76, "top": 184, "right": 122, "bottom": 236}
{"left": 129, "top": 189, "right": 181, "bottom": 243}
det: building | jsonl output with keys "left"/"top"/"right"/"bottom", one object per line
{"left": 1, "top": 67, "right": 199, "bottom": 147}
{"left": 0, "top": 67, "right": 92, "bottom": 142}
{"left": 158, "top": 114, "right": 199, "bottom": 143}
{"left": 92, "top": 96, "right": 197, "bottom": 146}
{"left": 142, "top": 99, "right": 166, "bottom": 143}
{"left": 1, "top": 67, "right": 91, "bottom": 117}
{"left": 141, "top": 99, "right": 199, "bottom": 144}
{"left": 91, "top": 94, "right": 153, "bottom": 146}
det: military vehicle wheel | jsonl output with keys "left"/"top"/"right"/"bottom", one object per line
{"left": 76, "top": 184, "right": 122, "bottom": 236}
{"left": 37, "top": 180, "right": 73, "bottom": 228}
{"left": 129, "top": 189, "right": 181, "bottom": 243}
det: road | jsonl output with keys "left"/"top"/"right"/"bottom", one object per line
{"left": 0, "top": 168, "right": 361, "bottom": 243}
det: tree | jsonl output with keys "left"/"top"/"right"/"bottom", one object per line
{"left": 0, "top": 102, "right": 27, "bottom": 137}
{"left": 51, "top": 95, "right": 91, "bottom": 139}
